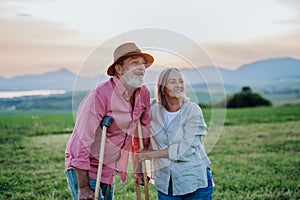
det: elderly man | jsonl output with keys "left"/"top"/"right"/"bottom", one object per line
{"left": 65, "top": 42, "right": 154, "bottom": 200}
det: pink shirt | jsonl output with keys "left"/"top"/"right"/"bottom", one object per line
{"left": 65, "top": 76, "right": 150, "bottom": 184}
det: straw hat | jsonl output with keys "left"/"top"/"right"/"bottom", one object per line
{"left": 107, "top": 42, "right": 154, "bottom": 76}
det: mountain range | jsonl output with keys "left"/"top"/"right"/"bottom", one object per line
{"left": 1, "top": 57, "right": 299, "bottom": 93}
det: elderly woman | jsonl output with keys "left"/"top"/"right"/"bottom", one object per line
{"left": 139, "top": 67, "right": 214, "bottom": 200}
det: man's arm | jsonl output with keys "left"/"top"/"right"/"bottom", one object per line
{"left": 76, "top": 169, "right": 95, "bottom": 200}
{"left": 140, "top": 88, "right": 151, "bottom": 149}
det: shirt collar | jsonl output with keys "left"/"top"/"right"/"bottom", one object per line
{"left": 112, "top": 76, "right": 126, "bottom": 94}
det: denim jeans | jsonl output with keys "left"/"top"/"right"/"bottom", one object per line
{"left": 158, "top": 168, "right": 214, "bottom": 200}
{"left": 65, "top": 169, "right": 114, "bottom": 200}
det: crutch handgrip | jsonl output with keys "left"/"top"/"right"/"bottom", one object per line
{"left": 100, "top": 116, "right": 113, "bottom": 127}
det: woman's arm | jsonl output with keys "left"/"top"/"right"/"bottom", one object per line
{"left": 138, "top": 149, "right": 169, "bottom": 161}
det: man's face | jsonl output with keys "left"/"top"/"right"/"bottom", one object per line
{"left": 120, "top": 56, "right": 146, "bottom": 88}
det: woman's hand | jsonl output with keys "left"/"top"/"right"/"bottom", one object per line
{"left": 137, "top": 149, "right": 153, "bottom": 162}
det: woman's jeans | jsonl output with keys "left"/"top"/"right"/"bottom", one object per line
{"left": 158, "top": 168, "right": 214, "bottom": 200}
{"left": 65, "top": 169, "right": 114, "bottom": 200}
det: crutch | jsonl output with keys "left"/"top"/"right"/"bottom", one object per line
{"left": 135, "top": 120, "right": 149, "bottom": 200}
{"left": 131, "top": 143, "right": 142, "bottom": 200}
{"left": 95, "top": 116, "right": 113, "bottom": 200}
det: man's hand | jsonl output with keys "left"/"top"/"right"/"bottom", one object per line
{"left": 134, "top": 173, "right": 150, "bottom": 186}
{"left": 78, "top": 185, "right": 95, "bottom": 200}
{"left": 75, "top": 169, "right": 95, "bottom": 200}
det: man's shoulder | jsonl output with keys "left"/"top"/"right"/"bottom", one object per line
{"left": 133, "top": 85, "right": 150, "bottom": 99}
{"left": 139, "top": 85, "right": 150, "bottom": 94}
{"left": 95, "top": 78, "right": 114, "bottom": 92}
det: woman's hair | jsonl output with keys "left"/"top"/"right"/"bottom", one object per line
{"left": 156, "top": 67, "right": 186, "bottom": 108}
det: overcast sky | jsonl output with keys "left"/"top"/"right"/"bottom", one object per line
{"left": 0, "top": 0, "right": 300, "bottom": 78}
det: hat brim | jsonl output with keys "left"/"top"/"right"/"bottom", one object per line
{"left": 107, "top": 52, "right": 154, "bottom": 76}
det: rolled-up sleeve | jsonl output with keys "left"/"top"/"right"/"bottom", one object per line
{"left": 67, "top": 90, "right": 104, "bottom": 170}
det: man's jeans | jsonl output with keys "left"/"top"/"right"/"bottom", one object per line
{"left": 66, "top": 169, "right": 114, "bottom": 200}
{"left": 157, "top": 168, "right": 214, "bottom": 200}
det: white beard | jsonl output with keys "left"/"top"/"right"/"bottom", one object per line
{"left": 122, "top": 72, "right": 144, "bottom": 88}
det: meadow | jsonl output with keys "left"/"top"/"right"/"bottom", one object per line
{"left": 0, "top": 105, "right": 299, "bottom": 199}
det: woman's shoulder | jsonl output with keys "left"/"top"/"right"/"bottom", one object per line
{"left": 182, "top": 100, "right": 202, "bottom": 113}
{"left": 150, "top": 98, "right": 158, "bottom": 105}
{"left": 183, "top": 99, "right": 198, "bottom": 108}
{"left": 150, "top": 99, "right": 159, "bottom": 109}
{"left": 150, "top": 99, "right": 166, "bottom": 114}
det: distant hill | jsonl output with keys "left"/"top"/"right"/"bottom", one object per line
{"left": 0, "top": 69, "right": 76, "bottom": 91}
{"left": 0, "top": 57, "right": 299, "bottom": 93}
{"left": 225, "top": 57, "right": 300, "bottom": 84}
{"left": 1, "top": 57, "right": 300, "bottom": 110}
{"left": 0, "top": 69, "right": 105, "bottom": 91}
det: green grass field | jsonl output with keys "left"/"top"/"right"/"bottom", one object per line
{"left": 0, "top": 106, "right": 299, "bottom": 199}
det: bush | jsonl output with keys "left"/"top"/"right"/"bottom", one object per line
{"left": 227, "top": 86, "right": 271, "bottom": 108}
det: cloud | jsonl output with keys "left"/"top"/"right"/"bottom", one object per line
{"left": 16, "top": 13, "right": 31, "bottom": 17}
{"left": 203, "top": 27, "right": 300, "bottom": 70}
{"left": 0, "top": 0, "right": 300, "bottom": 77}
{"left": 0, "top": 17, "right": 98, "bottom": 78}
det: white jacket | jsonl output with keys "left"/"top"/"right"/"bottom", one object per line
{"left": 150, "top": 99, "right": 211, "bottom": 195}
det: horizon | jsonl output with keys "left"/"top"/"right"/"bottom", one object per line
{"left": 1, "top": 0, "right": 300, "bottom": 78}
{"left": 1, "top": 56, "right": 298, "bottom": 79}
{"left": 0, "top": 56, "right": 299, "bottom": 105}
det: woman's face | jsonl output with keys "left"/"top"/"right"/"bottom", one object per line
{"left": 165, "top": 70, "right": 185, "bottom": 99}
